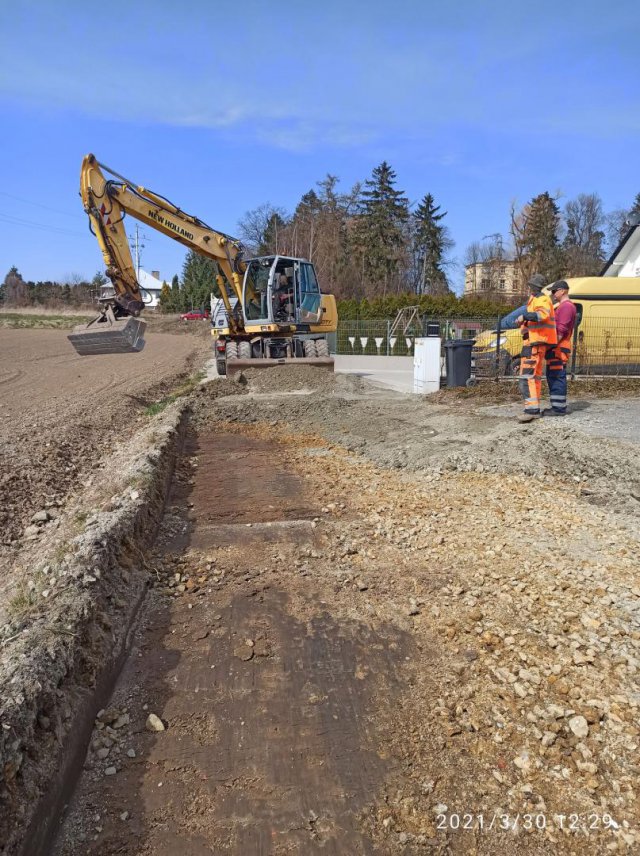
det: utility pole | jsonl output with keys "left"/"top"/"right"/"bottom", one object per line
{"left": 129, "top": 224, "right": 146, "bottom": 279}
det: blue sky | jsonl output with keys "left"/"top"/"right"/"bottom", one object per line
{"left": 1, "top": 0, "right": 638, "bottom": 291}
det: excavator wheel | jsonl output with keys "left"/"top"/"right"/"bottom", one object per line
{"left": 303, "top": 340, "right": 317, "bottom": 358}
{"left": 238, "top": 341, "right": 252, "bottom": 359}
{"left": 226, "top": 341, "right": 239, "bottom": 361}
{"left": 315, "top": 339, "right": 329, "bottom": 357}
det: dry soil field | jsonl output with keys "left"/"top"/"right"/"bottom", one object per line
{"left": 0, "top": 325, "right": 209, "bottom": 618}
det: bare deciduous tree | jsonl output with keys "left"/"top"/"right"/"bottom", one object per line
{"left": 562, "top": 193, "right": 605, "bottom": 276}
{"left": 237, "top": 204, "right": 288, "bottom": 255}
{"left": 3, "top": 266, "right": 29, "bottom": 306}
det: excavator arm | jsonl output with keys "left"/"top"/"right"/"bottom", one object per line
{"left": 70, "top": 154, "right": 247, "bottom": 355}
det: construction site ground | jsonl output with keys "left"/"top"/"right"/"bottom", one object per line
{"left": 0, "top": 325, "right": 209, "bottom": 620}
{"left": 1, "top": 327, "right": 639, "bottom": 855}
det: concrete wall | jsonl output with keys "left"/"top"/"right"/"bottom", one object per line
{"left": 333, "top": 355, "right": 414, "bottom": 393}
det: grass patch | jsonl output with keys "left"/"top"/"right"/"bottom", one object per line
{"left": 144, "top": 400, "right": 171, "bottom": 417}
{"left": 53, "top": 542, "right": 70, "bottom": 563}
{"left": 7, "top": 580, "right": 36, "bottom": 620}
{"left": 127, "top": 471, "right": 154, "bottom": 491}
{"left": 143, "top": 370, "right": 206, "bottom": 416}
{"left": 0, "top": 313, "right": 92, "bottom": 329}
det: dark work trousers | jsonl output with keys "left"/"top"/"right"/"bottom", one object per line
{"left": 545, "top": 345, "right": 570, "bottom": 413}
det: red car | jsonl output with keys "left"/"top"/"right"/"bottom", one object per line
{"left": 180, "top": 309, "right": 210, "bottom": 321}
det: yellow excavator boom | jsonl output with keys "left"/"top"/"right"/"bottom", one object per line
{"left": 70, "top": 155, "right": 246, "bottom": 354}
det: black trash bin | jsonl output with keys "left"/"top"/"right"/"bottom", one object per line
{"left": 444, "top": 339, "right": 476, "bottom": 387}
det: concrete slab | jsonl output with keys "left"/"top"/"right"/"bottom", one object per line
{"left": 333, "top": 355, "right": 414, "bottom": 393}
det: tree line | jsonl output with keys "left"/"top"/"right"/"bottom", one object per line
{"left": 235, "top": 163, "right": 455, "bottom": 300}
{"left": 4, "top": 168, "right": 638, "bottom": 316}
{"left": 230, "top": 167, "right": 640, "bottom": 300}
{"left": 466, "top": 191, "right": 640, "bottom": 289}
{"left": 155, "top": 177, "right": 640, "bottom": 318}
{"left": 159, "top": 161, "right": 458, "bottom": 311}
{"left": 0, "top": 267, "right": 106, "bottom": 309}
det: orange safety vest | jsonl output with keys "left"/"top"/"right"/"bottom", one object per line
{"left": 522, "top": 293, "right": 557, "bottom": 346}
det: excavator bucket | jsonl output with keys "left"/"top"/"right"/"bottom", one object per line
{"left": 68, "top": 317, "right": 146, "bottom": 356}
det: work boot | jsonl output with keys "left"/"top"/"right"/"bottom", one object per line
{"left": 518, "top": 412, "right": 541, "bottom": 423}
{"left": 543, "top": 409, "right": 566, "bottom": 417}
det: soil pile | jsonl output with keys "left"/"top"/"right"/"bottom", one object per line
{"left": 240, "top": 364, "right": 338, "bottom": 393}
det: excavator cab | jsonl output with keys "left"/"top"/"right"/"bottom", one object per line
{"left": 241, "top": 256, "right": 322, "bottom": 328}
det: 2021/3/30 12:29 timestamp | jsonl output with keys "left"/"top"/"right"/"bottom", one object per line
{"left": 436, "top": 812, "right": 622, "bottom": 833}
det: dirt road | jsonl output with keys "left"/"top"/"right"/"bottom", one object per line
{"left": 0, "top": 327, "right": 209, "bottom": 616}
{"left": 51, "top": 371, "right": 640, "bottom": 855}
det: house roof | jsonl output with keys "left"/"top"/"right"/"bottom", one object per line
{"left": 137, "top": 269, "right": 164, "bottom": 291}
{"left": 600, "top": 218, "right": 640, "bottom": 277}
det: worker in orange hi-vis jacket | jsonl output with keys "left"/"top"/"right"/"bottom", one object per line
{"left": 516, "top": 274, "right": 557, "bottom": 423}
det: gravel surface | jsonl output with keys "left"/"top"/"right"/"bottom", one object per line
{"left": 478, "top": 399, "right": 640, "bottom": 445}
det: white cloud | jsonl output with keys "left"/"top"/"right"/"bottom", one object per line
{"left": 1, "top": 0, "right": 638, "bottom": 150}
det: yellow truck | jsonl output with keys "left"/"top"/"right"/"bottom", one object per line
{"left": 474, "top": 222, "right": 640, "bottom": 376}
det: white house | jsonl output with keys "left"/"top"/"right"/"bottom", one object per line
{"left": 100, "top": 269, "right": 166, "bottom": 309}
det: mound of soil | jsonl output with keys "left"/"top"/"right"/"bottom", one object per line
{"left": 240, "top": 365, "right": 339, "bottom": 394}
{"left": 238, "top": 364, "right": 378, "bottom": 397}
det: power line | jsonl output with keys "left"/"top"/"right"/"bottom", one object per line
{"left": 0, "top": 191, "right": 80, "bottom": 219}
{"left": 0, "top": 211, "right": 86, "bottom": 238}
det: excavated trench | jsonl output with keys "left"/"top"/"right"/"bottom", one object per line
{"left": 50, "top": 424, "right": 416, "bottom": 855}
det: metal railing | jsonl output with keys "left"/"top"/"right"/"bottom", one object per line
{"left": 472, "top": 315, "right": 640, "bottom": 379}
{"left": 334, "top": 317, "right": 498, "bottom": 357}
{"left": 334, "top": 316, "right": 640, "bottom": 379}
{"left": 570, "top": 316, "right": 640, "bottom": 377}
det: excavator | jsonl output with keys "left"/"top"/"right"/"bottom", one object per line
{"left": 69, "top": 155, "right": 337, "bottom": 375}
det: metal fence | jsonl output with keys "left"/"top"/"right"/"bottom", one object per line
{"left": 334, "top": 317, "right": 498, "bottom": 358}
{"left": 334, "top": 315, "right": 640, "bottom": 379}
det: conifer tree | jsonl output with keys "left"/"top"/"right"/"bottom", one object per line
{"left": 628, "top": 193, "right": 640, "bottom": 223}
{"left": 181, "top": 251, "right": 218, "bottom": 311}
{"left": 158, "top": 282, "right": 173, "bottom": 313}
{"left": 511, "top": 191, "right": 564, "bottom": 285}
{"left": 353, "top": 162, "right": 409, "bottom": 296}
{"left": 171, "top": 273, "right": 180, "bottom": 299}
{"left": 412, "top": 193, "right": 453, "bottom": 295}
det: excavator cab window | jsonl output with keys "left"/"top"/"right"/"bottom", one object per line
{"left": 243, "top": 258, "right": 271, "bottom": 321}
{"left": 272, "top": 259, "right": 297, "bottom": 323}
{"left": 298, "top": 262, "right": 322, "bottom": 324}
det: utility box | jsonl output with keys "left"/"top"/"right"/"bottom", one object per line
{"left": 413, "top": 337, "right": 441, "bottom": 394}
